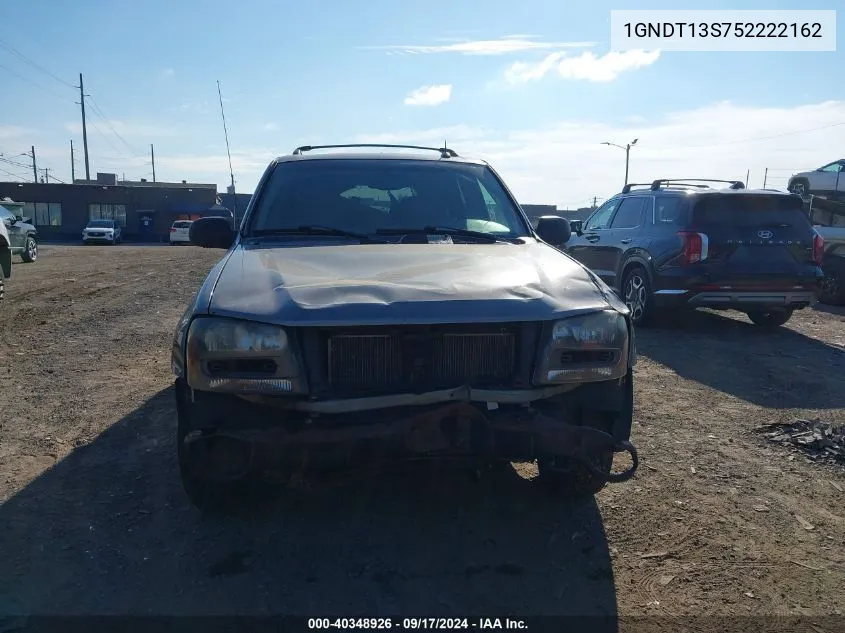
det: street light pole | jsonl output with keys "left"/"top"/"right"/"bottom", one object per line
{"left": 602, "top": 138, "right": 638, "bottom": 188}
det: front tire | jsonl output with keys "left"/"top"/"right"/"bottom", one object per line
{"left": 788, "top": 178, "right": 810, "bottom": 197}
{"left": 0, "top": 275, "right": 4, "bottom": 302}
{"left": 176, "top": 385, "right": 265, "bottom": 515}
{"left": 536, "top": 451, "right": 613, "bottom": 499}
{"left": 621, "top": 266, "right": 655, "bottom": 327}
{"left": 746, "top": 307, "right": 794, "bottom": 328}
{"left": 20, "top": 237, "right": 37, "bottom": 263}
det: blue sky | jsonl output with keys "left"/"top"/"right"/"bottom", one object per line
{"left": 1, "top": 0, "right": 843, "bottom": 207}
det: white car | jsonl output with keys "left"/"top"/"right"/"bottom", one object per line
{"left": 788, "top": 159, "right": 845, "bottom": 197}
{"left": 82, "top": 219, "right": 122, "bottom": 245}
{"left": 169, "top": 220, "right": 193, "bottom": 245}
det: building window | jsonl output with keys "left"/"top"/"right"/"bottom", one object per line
{"left": 23, "top": 202, "right": 63, "bottom": 226}
{"left": 89, "top": 203, "right": 127, "bottom": 227}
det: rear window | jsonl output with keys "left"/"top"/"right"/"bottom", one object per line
{"left": 692, "top": 195, "right": 810, "bottom": 228}
{"left": 172, "top": 221, "right": 192, "bottom": 228}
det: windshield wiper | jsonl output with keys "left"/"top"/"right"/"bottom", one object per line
{"left": 250, "top": 225, "right": 386, "bottom": 243}
{"left": 376, "top": 226, "right": 523, "bottom": 244}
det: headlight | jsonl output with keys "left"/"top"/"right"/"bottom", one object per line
{"left": 185, "top": 317, "right": 304, "bottom": 394}
{"left": 533, "top": 310, "right": 629, "bottom": 384}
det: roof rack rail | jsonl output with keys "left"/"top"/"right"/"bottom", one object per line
{"left": 620, "top": 183, "right": 654, "bottom": 194}
{"left": 650, "top": 178, "right": 745, "bottom": 191}
{"left": 291, "top": 143, "right": 458, "bottom": 158}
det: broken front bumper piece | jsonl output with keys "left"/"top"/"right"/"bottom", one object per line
{"left": 181, "top": 396, "right": 639, "bottom": 485}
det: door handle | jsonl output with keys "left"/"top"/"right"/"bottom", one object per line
{"left": 620, "top": 238, "right": 632, "bottom": 244}
{"left": 585, "top": 234, "right": 600, "bottom": 242}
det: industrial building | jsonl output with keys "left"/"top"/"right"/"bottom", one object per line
{"left": 0, "top": 173, "right": 232, "bottom": 242}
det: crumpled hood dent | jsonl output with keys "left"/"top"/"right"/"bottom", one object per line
{"left": 208, "top": 242, "right": 624, "bottom": 326}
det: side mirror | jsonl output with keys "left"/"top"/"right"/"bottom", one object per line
{"left": 569, "top": 219, "right": 583, "bottom": 235}
{"left": 20, "top": 216, "right": 31, "bottom": 225}
{"left": 536, "top": 215, "right": 572, "bottom": 246}
{"left": 190, "top": 217, "right": 236, "bottom": 249}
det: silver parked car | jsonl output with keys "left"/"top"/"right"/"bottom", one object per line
{"left": 170, "top": 144, "right": 639, "bottom": 513}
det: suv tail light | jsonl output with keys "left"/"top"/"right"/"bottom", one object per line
{"left": 170, "top": 227, "right": 177, "bottom": 232}
{"left": 812, "top": 232, "right": 824, "bottom": 265}
{"left": 677, "top": 231, "right": 708, "bottom": 265}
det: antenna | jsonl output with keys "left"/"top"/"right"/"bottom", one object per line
{"left": 216, "top": 80, "right": 237, "bottom": 218}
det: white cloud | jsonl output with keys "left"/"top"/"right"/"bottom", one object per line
{"left": 352, "top": 100, "right": 845, "bottom": 208}
{"left": 161, "top": 68, "right": 175, "bottom": 78}
{"left": 505, "top": 49, "right": 660, "bottom": 84}
{"left": 365, "top": 36, "right": 595, "bottom": 56}
{"left": 0, "top": 125, "right": 32, "bottom": 140}
{"left": 264, "top": 122, "right": 280, "bottom": 131}
{"left": 404, "top": 84, "right": 453, "bottom": 107}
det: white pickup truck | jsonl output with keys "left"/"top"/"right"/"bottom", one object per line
{"left": 809, "top": 196, "right": 845, "bottom": 305}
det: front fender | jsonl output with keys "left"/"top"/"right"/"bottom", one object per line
{"left": 0, "top": 245, "right": 11, "bottom": 279}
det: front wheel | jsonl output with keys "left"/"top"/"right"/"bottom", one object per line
{"left": 0, "top": 275, "right": 5, "bottom": 302}
{"left": 788, "top": 178, "right": 810, "bottom": 197}
{"left": 746, "top": 307, "right": 794, "bottom": 328}
{"left": 536, "top": 451, "right": 613, "bottom": 498}
{"left": 20, "top": 237, "right": 37, "bottom": 263}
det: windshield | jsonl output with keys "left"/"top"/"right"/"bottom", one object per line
{"left": 87, "top": 220, "right": 114, "bottom": 228}
{"left": 247, "top": 159, "right": 530, "bottom": 238}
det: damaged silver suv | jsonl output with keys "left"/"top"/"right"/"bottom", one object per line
{"left": 171, "top": 144, "right": 639, "bottom": 512}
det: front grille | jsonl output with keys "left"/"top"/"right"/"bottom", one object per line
{"left": 326, "top": 328, "right": 516, "bottom": 393}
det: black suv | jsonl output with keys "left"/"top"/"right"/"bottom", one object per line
{"left": 565, "top": 179, "right": 824, "bottom": 327}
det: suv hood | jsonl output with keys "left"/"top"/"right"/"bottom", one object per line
{"left": 207, "top": 242, "right": 624, "bottom": 326}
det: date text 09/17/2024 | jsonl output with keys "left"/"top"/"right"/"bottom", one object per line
{"left": 307, "top": 618, "right": 528, "bottom": 630}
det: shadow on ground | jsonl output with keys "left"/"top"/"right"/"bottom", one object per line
{"left": 0, "top": 387, "right": 617, "bottom": 626}
{"left": 812, "top": 302, "right": 845, "bottom": 318}
{"left": 636, "top": 309, "right": 845, "bottom": 409}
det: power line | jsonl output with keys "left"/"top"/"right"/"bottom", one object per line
{"left": 0, "top": 167, "right": 26, "bottom": 180}
{"left": 87, "top": 94, "right": 138, "bottom": 154}
{"left": 0, "top": 62, "right": 75, "bottom": 103}
{"left": 667, "top": 122, "right": 845, "bottom": 151}
{"left": 0, "top": 156, "right": 32, "bottom": 170}
{"left": 0, "top": 38, "right": 75, "bottom": 88}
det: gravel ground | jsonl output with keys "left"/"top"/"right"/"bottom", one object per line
{"left": 1, "top": 245, "right": 844, "bottom": 629}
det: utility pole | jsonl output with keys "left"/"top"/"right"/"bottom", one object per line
{"left": 70, "top": 140, "right": 75, "bottom": 181}
{"left": 78, "top": 73, "right": 90, "bottom": 180}
{"left": 31, "top": 146, "right": 37, "bottom": 183}
{"left": 746, "top": 169, "right": 750, "bottom": 189}
{"left": 763, "top": 168, "right": 768, "bottom": 189}
{"left": 43, "top": 168, "right": 51, "bottom": 183}
{"left": 592, "top": 196, "right": 597, "bottom": 209}
{"left": 150, "top": 144, "right": 156, "bottom": 182}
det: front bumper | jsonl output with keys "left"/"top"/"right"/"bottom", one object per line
{"left": 177, "top": 380, "right": 638, "bottom": 484}
{"left": 83, "top": 235, "right": 116, "bottom": 243}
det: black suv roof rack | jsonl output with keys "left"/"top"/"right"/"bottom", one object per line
{"left": 291, "top": 143, "right": 458, "bottom": 158}
{"left": 649, "top": 178, "right": 745, "bottom": 191}
{"left": 621, "top": 183, "right": 654, "bottom": 194}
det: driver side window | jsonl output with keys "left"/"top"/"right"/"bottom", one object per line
{"left": 820, "top": 162, "right": 843, "bottom": 173}
{"left": 585, "top": 198, "right": 620, "bottom": 230}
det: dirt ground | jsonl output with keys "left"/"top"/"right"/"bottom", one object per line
{"left": 1, "top": 245, "right": 844, "bottom": 629}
